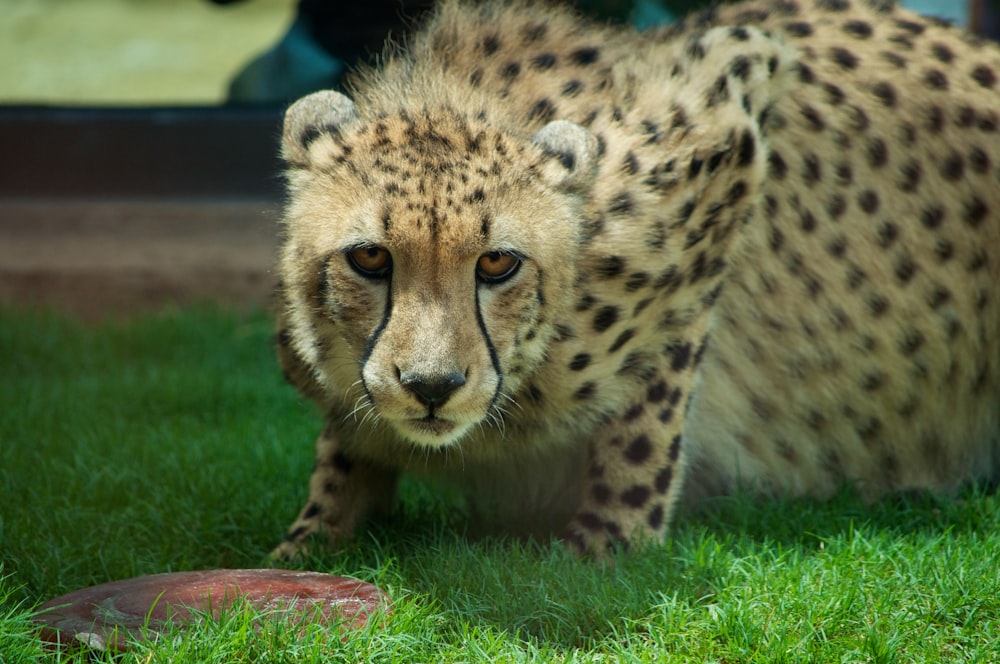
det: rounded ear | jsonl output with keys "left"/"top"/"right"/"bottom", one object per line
{"left": 281, "top": 90, "right": 359, "bottom": 165}
{"left": 531, "top": 120, "right": 599, "bottom": 191}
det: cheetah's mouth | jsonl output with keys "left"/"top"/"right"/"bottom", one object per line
{"left": 406, "top": 415, "right": 457, "bottom": 437}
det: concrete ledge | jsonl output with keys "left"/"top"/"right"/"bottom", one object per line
{"left": 0, "top": 199, "right": 281, "bottom": 319}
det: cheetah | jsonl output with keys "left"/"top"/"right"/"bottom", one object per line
{"left": 272, "top": 0, "right": 1000, "bottom": 559}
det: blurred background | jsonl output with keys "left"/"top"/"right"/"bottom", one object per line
{"left": 0, "top": 0, "right": 996, "bottom": 318}
{"left": 1, "top": 0, "right": 994, "bottom": 107}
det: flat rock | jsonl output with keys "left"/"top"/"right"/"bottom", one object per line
{"left": 34, "top": 569, "right": 390, "bottom": 651}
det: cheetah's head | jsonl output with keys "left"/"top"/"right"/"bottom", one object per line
{"left": 279, "top": 91, "right": 599, "bottom": 448}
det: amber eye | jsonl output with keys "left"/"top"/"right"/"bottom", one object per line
{"left": 346, "top": 246, "right": 392, "bottom": 279}
{"left": 476, "top": 251, "right": 522, "bottom": 284}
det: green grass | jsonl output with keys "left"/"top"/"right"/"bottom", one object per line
{"left": 2, "top": 306, "right": 999, "bottom": 662}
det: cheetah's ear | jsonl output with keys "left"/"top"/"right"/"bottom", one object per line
{"left": 531, "top": 120, "right": 599, "bottom": 191}
{"left": 281, "top": 90, "right": 359, "bottom": 166}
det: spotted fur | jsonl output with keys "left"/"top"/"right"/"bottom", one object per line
{"left": 272, "top": 0, "right": 1000, "bottom": 559}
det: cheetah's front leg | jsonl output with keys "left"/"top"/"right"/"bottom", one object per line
{"left": 562, "top": 362, "right": 693, "bottom": 557}
{"left": 271, "top": 423, "right": 397, "bottom": 561}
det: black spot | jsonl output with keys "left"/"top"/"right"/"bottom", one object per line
{"left": 687, "top": 39, "right": 706, "bottom": 60}
{"left": 964, "top": 197, "right": 989, "bottom": 227}
{"left": 818, "top": 0, "right": 850, "bottom": 11}
{"left": 285, "top": 525, "right": 308, "bottom": 542}
{"left": 647, "top": 505, "right": 665, "bottom": 530}
{"left": 570, "top": 47, "right": 600, "bottom": 66}
{"left": 624, "top": 434, "right": 653, "bottom": 464}
{"left": 792, "top": 62, "right": 815, "bottom": 86}
{"left": 653, "top": 265, "right": 683, "bottom": 293}
{"left": 927, "top": 284, "right": 951, "bottom": 309}
{"left": 898, "top": 161, "right": 922, "bottom": 192}
{"left": 646, "top": 380, "right": 668, "bottom": 403}
{"left": 894, "top": 255, "right": 916, "bottom": 284}
{"left": 768, "top": 151, "right": 788, "bottom": 179}
{"left": 802, "top": 153, "right": 822, "bottom": 185}
{"left": 881, "top": 51, "right": 907, "bottom": 68}
{"left": 934, "top": 239, "right": 954, "bottom": 262}
{"left": 654, "top": 465, "right": 673, "bottom": 492}
{"left": 576, "top": 511, "right": 604, "bottom": 532}
{"left": 971, "top": 64, "right": 997, "bottom": 89}
{"left": 872, "top": 81, "right": 897, "bottom": 107}
{"left": 768, "top": 224, "right": 785, "bottom": 253}
{"left": 706, "top": 74, "right": 731, "bottom": 107}
{"left": 625, "top": 272, "right": 650, "bottom": 292}
{"left": 573, "top": 382, "right": 597, "bottom": 400}
{"left": 532, "top": 53, "right": 557, "bottom": 70}
{"left": 608, "top": 329, "right": 637, "bottom": 354}
{"left": 737, "top": 129, "right": 756, "bottom": 167}
{"left": 827, "top": 194, "right": 847, "bottom": 219}
{"left": 677, "top": 199, "right": 697, "bottom": 225}
{"left": 623, "top": 403, "right": 644, "bottom": 422}
{"left": 688, "top": 157, "right": 704, "bottom": 179}
{"left": 593, "top": 305, "right": 620, "bottom": 332}
{"left": 528, "top": 98, "right": 557, "bottom": 123}
{"left": 931, "top": 42, "right": 954, "bottom": 63}
{"left": 858, "top": 190, "right": 880, "bottom": 214}
{"left": 669, "top": 341, "right": 693, "bottom": 371}
{"left": 856, "top": 417, "right": 882, "bottom": 444}
{"left": 800, "top": 210, "right": 817, "bottom": 233}
{"left": 730, "top": 55, "right": 752, "bottom": 81}
{"left": 849, "top": 106, "right": 870, "bottom": 132}
{"left": 876, "top": 220, "right": 898, "bottom": 247}
{"left": 728, "top": 180, "right": 748, "bottom": 203}
{"left": 608, "top": 192, "right": 635, "bottom": 215}
{"left": 801, "top": 104, "right": 825, "bottom": 131}
{"left": 862, "top": 371, "right": 886, "bottom": 391}
{"left": 924, "top": 68, "right": 949, "bottom": 90}
{"left": 920, "top": 205, "right": 944, "bottom": 229}
{"left": 591, "top": 483, "right": 612, "bottom": 505}
{"left": 562, "top": 80, "right": 584, "bottom": 97}
{"left": 843, "top": 20, "right": 873, "bottom": 38}
{"left": 926, "top": 105, "right": 945, "bottom": 133}
{"left": 596, "top": 255, "right": 627, "bottom": 279}
{"left": 785, "top": 21, "right": 814, "bottom": 37}
{"left": 895, "top": 18, "right": 926, "bottom": 34}
{"left": 497, "top": 62, "right": 521, "bottom": 84}
{"left": 827, "top": 236, "right": 847, "bottom": 258}
{"left": 302, "top": 502, "right": 321, "bottom": 519}
{"left": 569, "top": 353, "right": 591, "bottom": 371}
{"left": 830, "top": 47, "right": 859, "bottom": 69}
{"left": 969, "top": 147, "right": 990, "bottom": 174}
{"left": 621, "top": 485, "right": 651, "bottom": 508}
{"left": 481, "top": 34, "right": 501, "bottom": 56}
{"left": 729, "top": 26, "right": 751, "bottom": 41}
{"left": 940, "top": 152, "right": 965, "bottom": 181}
{"left": 899, "top": 328, "right": 925, "bottom": 355}
{"left": 866, "top": 138, "right": 888, "bottom": 168}
{"left": 668, "top": 389, "right": 682, "bottom": 407}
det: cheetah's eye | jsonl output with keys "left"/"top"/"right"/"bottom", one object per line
{"left": 476, "top": 251, "right": 522, "bottom": 284}
{"left": 346, "top": 246, "right": 392, "bottom": 279}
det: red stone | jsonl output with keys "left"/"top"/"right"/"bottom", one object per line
{"left": 33, "top": 569, "right": 390, "bottom": 651}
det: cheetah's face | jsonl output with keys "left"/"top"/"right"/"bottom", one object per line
{"left": 280, "top": 92, "right": 599, "bottom": 447}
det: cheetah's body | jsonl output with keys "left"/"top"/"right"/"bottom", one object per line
{"left": 274, "top": 0, "right": 1000, "bottom": 556}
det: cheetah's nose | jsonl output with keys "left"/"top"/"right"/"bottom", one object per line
{"left": 398, "top": 370, "right": 467, "bottom": 408}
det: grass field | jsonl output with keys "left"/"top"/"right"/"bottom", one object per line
{"left": 2, "top": 307, "right": 999, "bottom": 662}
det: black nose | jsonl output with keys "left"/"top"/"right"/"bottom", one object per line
{"left": 399, "top": 371, "right": 467, "bottom": 408}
